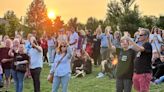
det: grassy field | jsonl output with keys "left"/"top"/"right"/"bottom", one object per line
{"left": 7, "top": 64, "right": 164, "bottom": 92}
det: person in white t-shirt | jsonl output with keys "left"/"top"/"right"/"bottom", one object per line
{"left": 68, "top": 27, "right": 79, "bottom": 50}
{"left": 28, "top": 36, "right": 43, "bottom": 92}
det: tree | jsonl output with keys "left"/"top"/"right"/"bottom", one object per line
{"left": 157, "top": 16, "right": 164, "bottom": 29}
{"left": 3, "top": 10, "right": 20, "bottom": 37}
{"left": 85, "top": 17, "right": 99, "bottom": 33}
{"left": 140, "top": 16, "right": 158, "bottom": 30}
{"left": 53, "top": 16, "right": 64, "bottom": 32}
{"left": 118, "top": 5, "right": 141, "bottom": 35}
{"left": 26, "top": 0, "right": 49, "bottom": 35}
{"left": 106, "top": 0, "right": 122, "bottom": 31}
{"left": 106, "top": 0, "right": 141, "bottom": 35}
{"left": 67, "top": 17, "right": 78, "bottom": 31}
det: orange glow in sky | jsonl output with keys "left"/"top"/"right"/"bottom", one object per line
{"left": 0, "top": 0, "right": 164, "bottom": 23}
{"left": 48, "top": 10, "right": 56, "bottom": 20}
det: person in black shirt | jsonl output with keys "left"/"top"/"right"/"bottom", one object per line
{"left": 127, "top": 28, "right": 152, "bottom": 92}
{"left": 9, "top": 39, "right": 29, "bottom": 92}
{"left": 92, "top": 30, "right": 101, "bottom": 66}
{"left": 115, "top": 37, "right": 136, "bottom": 92}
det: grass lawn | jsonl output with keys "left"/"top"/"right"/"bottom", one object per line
{"left": 7, "top": 64, "right": 164, "bottom": 92}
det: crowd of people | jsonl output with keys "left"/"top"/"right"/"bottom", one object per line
{"left": 0, "top": 25, "right": 163, "bottom": 92}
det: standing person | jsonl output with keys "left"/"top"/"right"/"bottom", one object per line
{"left": 97, "top": 26, "right": 112, "bottom": 61}
{"left": 40, "top": 35, "right": 48, "bottom": 63}
{"left": 127, "top": 29, "right": 152, "bottom": 92}
{"left": 112, "top": 31, "right": 121, "bottom": 48}
{"left": 28, "top": 37, "right": 43, "bottom": 92}
{"left": 48, "top": 35, "right": 56, "bottom": 66}
{"left": 9, "top": 44, "right": 29, "bottom": 92}
{"left": 0, "top": 39, "right": 13, "bottom": 92}
{"left": 48, "top": 41, "right": 73, "bottom": 92}
{"left": 115, "top": 37, "right": 136, "bottom": 92}
{"left": 68, "top": 27, "right": 79, "bottom": 51}
{"left": 92, "top": 29, "right": 101, "bottom": 66}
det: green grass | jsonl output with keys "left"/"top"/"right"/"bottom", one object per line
{"left": 7, "top": 64, "right": 164, "bottom": 92}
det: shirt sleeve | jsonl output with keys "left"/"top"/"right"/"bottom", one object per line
{"left": 143, "top": 42, "right": 152, "bottom": 53}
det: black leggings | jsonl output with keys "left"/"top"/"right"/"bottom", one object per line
{"left": 30, "top": 68, "right": 41, "bottom": 92}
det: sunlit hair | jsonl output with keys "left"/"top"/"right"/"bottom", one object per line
{"left": 13, "top": 38, "right": 20, "bottom": 45}
{"left": 141, "top": 28, "right": 150, "bottom": 37}
{"left": 114, "top": 31, "right": 122, "bottom": 39}
{"left": 27, "top": 33, "right": 32, "bottom": 40}
{"left": 57, "top": 41, "right": 68, "bottom": 54}
{"left": 120, "top": 36, "right": 129, "bottom": 45}
{"left": 5, "top": 38, "right": 12, "bottom": 48}
{"left": 105, "top": 26, "right": 111, "bottom": 34}
{"left": 95, "top": 25, "right": 102, "bottom": 34}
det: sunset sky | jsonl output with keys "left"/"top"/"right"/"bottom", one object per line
{"left": 0, "top": 0, "right": 164, "bottom": 23}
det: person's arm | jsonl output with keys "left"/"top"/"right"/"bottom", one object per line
{"left": 127, "top": 37, "right": 145, "bottom": 52}
{"left": 108, "top": 36, "right": 116, "bottom": 53}
{"left": 1, "top": 58, "right": 13, "bottom": 63}
{"left": 15, "top": 60, "right": 28, "bottom": 65}
{"left": 66, "top": 46, "right": 73, "bottom": 59}
{"left": 32, "top": 43, "right": 42, "bottom": 52}
{"left": 70, "top": 39, "right": 78, "bottom": 45}
{"left": 8, "top": 48, "right": 14, "bottom": 57}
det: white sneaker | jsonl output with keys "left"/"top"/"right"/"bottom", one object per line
{"left": 96, "top": 72, "right": 104, "bottom": 78}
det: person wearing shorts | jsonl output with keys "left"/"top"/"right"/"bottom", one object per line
{"left": 127, "top": 28, "right": 152, "bottom": 92}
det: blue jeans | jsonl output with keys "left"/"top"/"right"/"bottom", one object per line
{"left": 11, "top": 69, "right": 25, "bottom": 92}
{"left": 155, "top": 75, "right": 164, "bottom": 84}
{"left": 48, "top": 46, "right": 55, "bottom": 64}
{"left": 52, "top": 73, "right": 70, "bottom": 92}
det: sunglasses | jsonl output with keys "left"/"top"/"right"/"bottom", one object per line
{"left": 139, "top": 34, "right": 147, "bottom": 37}
{"left": 61, "top": 45, "right": 67, "bottom": 48}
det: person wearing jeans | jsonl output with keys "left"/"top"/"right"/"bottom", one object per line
{"left": 9, "top": 42, "right": 29, "bottom": 92}
{"left": 48, "top": 41, "right": 73, "bottom": 92}
{"left": 48, "top": 36, "right": 56, "bottom": 66}
{"left": 29, "top": 37, "right": 43, "bottom": 92}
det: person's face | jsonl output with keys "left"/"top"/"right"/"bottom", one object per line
{"left": 114, "top": 33, "right": 119, "bottom": 39}
{"left": 161, "top": 46, "right": 164, "bottom": 51}
{"left": 153, "top": 52, "right": 159, "bottom": 58}
{"left": 13, "top": 40, "right": 20, "bottom": 47}
{"left": 18, "top": 45, "right": 24, "bottom": 53}
{"left": 121, "top": 39, "right": 129, "bottom": 48}
{"left": 160, "top": 56, "right": 164, "bottom": 62}
{"left": 157, "top": 30, "right": 162, "bottom": 34}
{"left": 60, "top": 44, "right": 67, "bottom": 52}
{"left": 5, "top": 40, "right": 12, "bottom": 48}
{"left": 138, "top": 31, "right": 147, "bottom": 42}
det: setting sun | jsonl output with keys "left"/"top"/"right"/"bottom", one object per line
{"left": 48, "top": 10, "right": 56, "bottom": 20}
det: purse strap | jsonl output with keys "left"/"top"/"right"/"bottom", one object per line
{"left": 53, "top": 53, "right": 67, "bottom": 74}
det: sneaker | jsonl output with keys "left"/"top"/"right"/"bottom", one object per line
{"left": 96, "top": 72, "right": 104, "bottom": 78}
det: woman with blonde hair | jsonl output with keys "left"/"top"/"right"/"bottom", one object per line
{"left": 48, "top": 41, "right": 73, "bottom": 92}
{"left": 9, "top": 43, "right": 29, "bottom": 92}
